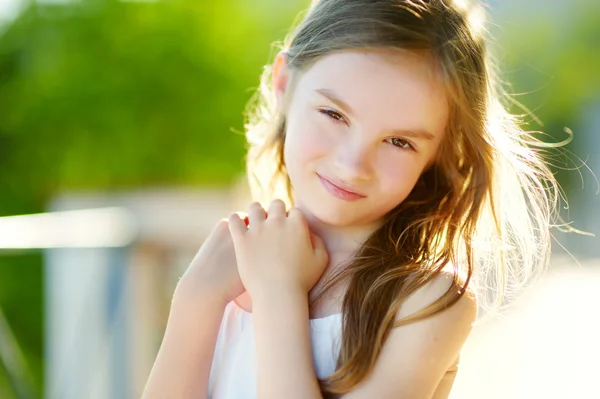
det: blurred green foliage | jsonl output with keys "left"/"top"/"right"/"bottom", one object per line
{"left": 495, "top": 5, "right": 600, "bottom": 193}
{"left": 0, "top": 0, "right": 598, "bottom": 397}
{"left": 0, "top": 252, "right": 43, "bottom": 397}
{"left": 0, "top": 0, "right": 300, "bottom": 217}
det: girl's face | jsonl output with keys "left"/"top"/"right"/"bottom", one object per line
{"left": 281, "top": 50, "right": 449, "bottom": 227}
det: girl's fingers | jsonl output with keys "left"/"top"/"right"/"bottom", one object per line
{"left": 288, "top": 206, "right": 308, "bottom": 230}
{"left": 228, "top": 213, "right": 247, "bottom": 239}
{"left": 235, "top": 212, "right": 250, "bottom": 227}
{"left": 287, "top": 206, "right": 305, "bottom": 222}
{"left": 248, "top": 202, "right": 267, "bottom": 225}
{"left": 267, "top": 199, "right": 287, "bottom": 219}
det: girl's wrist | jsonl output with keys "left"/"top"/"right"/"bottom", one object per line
{"left": 250, "top": 285, "right": 308, "bottom": 314}
{"left": 246, "top": 277, "right": 309, "bottom": 300}
{"left": 173, "top": 279, "right": 230, "bottom": 312}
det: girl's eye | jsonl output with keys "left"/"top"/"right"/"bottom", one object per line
{"left": 319, "top": 109, "right": 346, "bottom": 124}
{"left": 387, "top": 137, "right": 414, "bottom": 150}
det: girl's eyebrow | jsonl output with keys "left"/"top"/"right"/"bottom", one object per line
{"left": 315, "top": 88, "right": 436, "bottom": 141}
{"left": 390, "top": 128, "right": 436, "bottom": 141}
{"left": 315, "top": 88, "right": 355, "bottom": 115}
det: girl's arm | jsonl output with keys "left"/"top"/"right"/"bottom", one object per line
{"left": 141, "top": 218, "right": 245, "bottom": 398}
{"left": 141, "top": 285, "right": 226, "bottom": 399}
{"left": 227, "top": 203, "right": 329, "bottom": 399}
{"left": 252, "top": 287, "right": 322, "bottom": 399}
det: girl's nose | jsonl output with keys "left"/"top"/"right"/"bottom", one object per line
{"left": 332, "top": 132, "right": 372, "bottom": 182}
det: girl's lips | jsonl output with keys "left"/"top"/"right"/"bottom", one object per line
{"left": 317, "top": 174, "right": 367, "bottom": 202}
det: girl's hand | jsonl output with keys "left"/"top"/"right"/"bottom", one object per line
{"left": 176, "top": 218, "right": 246, "bottom": 305}
{"left": 228, "top": 200, "right": 329, "bottom": 297}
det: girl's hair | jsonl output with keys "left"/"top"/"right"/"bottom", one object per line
{"left": 244, "top": 0, "right": 574, "bottom": 396}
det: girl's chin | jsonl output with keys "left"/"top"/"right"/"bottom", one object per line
{"left": 302, "top": 205, "right": 374, "bottom": 228}
{"left": 315, "top": 214, "right": 356, "bottom": 227}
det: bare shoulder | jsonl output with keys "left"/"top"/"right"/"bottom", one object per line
{"left": 343, "top": 267, "right": 477, "bottom": 398}
{"left": 398, "top": 266, "right": 478, "bottom": 323}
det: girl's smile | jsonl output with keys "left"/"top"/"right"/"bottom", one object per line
{"left": 316, "top": 173, "right": 367, "bottom": 202}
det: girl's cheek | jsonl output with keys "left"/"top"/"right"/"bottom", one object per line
{"left": 377, "top": 155, "right": 422, "bottom": 192}
{"left": 287, "top": 105, "right": 338, "bottom": 163}
{"left": 301, "top": 115, "right": 337, "bottom": 157}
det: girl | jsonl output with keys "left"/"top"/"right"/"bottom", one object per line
{"left": 143, "top": 0, "right": 569, "bottom": 397}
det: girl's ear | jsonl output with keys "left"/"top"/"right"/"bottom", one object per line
{"left": 272, "top": 51, "right": 290, "bottom": 109}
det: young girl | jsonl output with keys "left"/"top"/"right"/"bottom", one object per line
{"left": 143, "top": 0, "right": 567, "bottom": 397}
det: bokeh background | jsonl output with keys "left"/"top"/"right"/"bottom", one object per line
{"left": 0, "top": 0, "right": 598, "bottom": 398}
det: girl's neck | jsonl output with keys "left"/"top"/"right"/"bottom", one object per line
{"left": 297, "top": 204, "right": 381, "bottom": 261}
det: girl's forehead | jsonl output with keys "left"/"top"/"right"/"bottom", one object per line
{"left": 299, "top": 49, "right": 441, "bottom": 85}
{"left": 295, "top": 50, "right": 446, "bottom": 104}
{"left": 293, "top": 50, "right": 449, "bottom": 136}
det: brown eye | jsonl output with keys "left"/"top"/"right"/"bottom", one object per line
{"left": 319, "top": 109, "right": 345, "bottom": 123}
{"left": 387, "top": 137, "right": 413, "bottom": 150}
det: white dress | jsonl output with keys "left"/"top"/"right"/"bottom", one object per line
{"left": 208, "top": 300, "right": 343, "bottom": 398}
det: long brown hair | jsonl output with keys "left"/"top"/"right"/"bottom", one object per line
{"left": 244, "top": 0, "right": 574, "bottom": 396}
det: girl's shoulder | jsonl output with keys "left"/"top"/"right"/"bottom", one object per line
{"left": 398, "top": 265, "right": 477, "bottom": 322}
{"left": 340, "top": 267, "right": 477, "bottom": 396}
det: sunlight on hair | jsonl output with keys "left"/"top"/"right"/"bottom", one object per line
{"left": 452, "top": 0, "right": 469, "bottom": 11}
{"left": 452, "top": 0, "right": 486, "bottom": 36}
{"left": 467, "top": 5, "right": 486, "bottom": 36}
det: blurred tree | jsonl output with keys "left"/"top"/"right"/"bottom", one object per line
{"left": 0, "top": 0, "right": 297, "bottom": 211}
{"left": 496, "top": 6, "right": 600, "bottom": 194}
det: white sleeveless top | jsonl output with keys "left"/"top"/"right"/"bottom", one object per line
{"left": 208, "top": 301, "right": 343, "bottom": 398}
